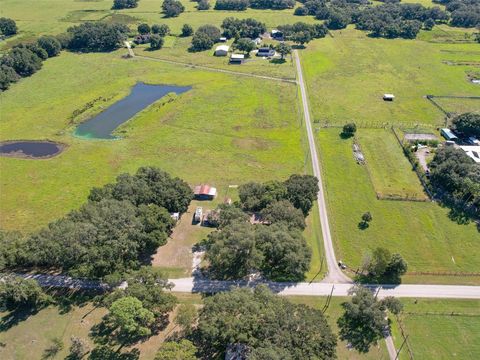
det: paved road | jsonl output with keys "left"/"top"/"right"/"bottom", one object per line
{"left": 169, "top": 277, "right": 480, "bottom": 299}
{"left": 294, "top": 50, "right": 351, "bottom": 284}
{"left": 124, "top": 42, "right": 296, "bottom": 84}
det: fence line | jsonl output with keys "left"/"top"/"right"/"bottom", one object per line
{"left": 390, "top": 127, "right": 434, "bottom": 200}
{"left": 407, "top": 271, "right": 480, "bottom": 277}
{"left": 395, "top": 316, "right": 415, "bottom": 360}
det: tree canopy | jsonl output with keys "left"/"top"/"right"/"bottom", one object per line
{"left": 221, "top": 17, "right": 266, "bottom": 39}
{"left": 162, "top": 0, "right": 185, "bottom": 17}
{"left": 190, "top": 25, "right": 221, "bottom": 51}
{"left": 196, "top": 286, "right": 337, "bottom": 359}
{"left": 113, "top": 0, "right": 139, "bottom": 9}
{"left": 363, "top": 247, "right": 408, "bottom": 283}
{"left": 156, "top": 340, "right": 198, "bottom": 360}
{"left": 338, "top": 286, "right": 401, "bottom": 353}
{"left": 66, "top": 22, "right": 129, "bottom": 52}
{"left": 0, "top": 17, "right": 17, "bottom": 36}
{"left": 205, "top": 222, "right": 311, "bottom": 281}
{"left": 429, "top": 147, "right": 480, "bottom": 216}
{"left": 452, "top": 112, "right": 480, "bottom": 137}
{"left": 0, "top": 275, "right": 51, "bottom": 311}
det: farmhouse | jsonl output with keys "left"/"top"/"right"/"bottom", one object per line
{"left": 383, "top": 94, "right": 395, "bottom": 101}
{"left": 256, "top": 47, "right": 275, "bottom": 57}
{"left": 460, "top": 146, "right": 480, "bottom": 163}
{"left": 214, "top": 45, "right": 229, "bottom": 56}
{"left": 440, "top": 128, "right": 458, "bottom": 141}
{"left": 229, "top": 54, "right": 245, "bottom": 64}
{"left": 194, "top": 184, "right": 217, "bottom": 200}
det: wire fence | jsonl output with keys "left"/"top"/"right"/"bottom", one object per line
{"left": 395, "top": 316, "right": 415, "bottom": 360}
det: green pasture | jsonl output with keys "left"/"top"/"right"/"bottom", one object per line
{"left": 391, "top": 299, "right": 480, "bottom": 360}
{"left": 357, "top": 129, "right": 427, "bottom": 200}
{"left": 302, "top": 27, "right": 480, "bottom": 128}
{"left": 0, "top": 50, "right": 305, "bottom": 232}
{"left": 316, "top": 128, "right": 480, "bottom": 283}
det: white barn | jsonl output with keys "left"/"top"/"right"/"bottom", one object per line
{"left": 214, "top": 45, "right": 229, "bottom": 56}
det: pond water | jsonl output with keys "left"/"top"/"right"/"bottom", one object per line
{"left": 74, "top": 82, "right": 191, "bottom": 139}
{"left": 0, "top": 141, "right": 64, "bottom": 158}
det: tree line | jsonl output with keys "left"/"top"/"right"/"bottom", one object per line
{"left": 214, "top": 0, "right": 295, "bottom": 11}
{"left": 0, "top": 167, "right": 192, "bottom": 279}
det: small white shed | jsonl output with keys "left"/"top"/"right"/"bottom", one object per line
{"left": 229, "top": 53, "right": 245, "bottom": 64}
{"left": 214, "top": 45, "right": 229, "bottom": 56}
{"left": 383, "top": 94, "right": 395, "bottom": 101}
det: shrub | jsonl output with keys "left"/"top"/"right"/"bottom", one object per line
{"left": 150, "top": 34, "right": 164, "bottom": 50}
{"left": 112, "top": 0, "right": 139, "bottom": 9}
{"left": 0, "top": 17, "right": 17, "bottom": 36}
{"left": 181, "top": 24, "right": 194, "bottom": 37}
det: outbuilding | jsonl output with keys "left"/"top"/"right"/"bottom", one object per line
{"left": 229, "top": 54, "right": 245, "bottom": 64}
{"left": 460, "top": 146, "right": 480, "bottom": 163}
{"left": 441, "top": 128, "right": 458, "bottom": 141}
{"left": 214, "top": 45, "right": 229, "bottom": 56}
{"left": 256, "top": 47, "right": 275, "bottom": 57}
{"left": 194, "top": 207, "right": 203, "bottom": 223}
{"left": 383, "top": 94, "right": 395, "bottom": 101}
{"left": 194, "top": 184, "right": 217, "bottom": 200}
{"left": 219, "top": 37, "right": 227, "bottom": 42}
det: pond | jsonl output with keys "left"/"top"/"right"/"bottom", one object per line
{"left": 0, "top": 141, "right": 64, "bottom": 159}
{"left": 74, "top": 82, "right": 191, "bottom": 139}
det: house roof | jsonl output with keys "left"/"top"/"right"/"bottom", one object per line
{"left": 441, "top": 128, "right": 458, "bottom": 140}
{"left": 460, "top": 146, "right": 480, "bottom": 163}
{"left": 215, "top": 45, "right": 229, "bottom": 52}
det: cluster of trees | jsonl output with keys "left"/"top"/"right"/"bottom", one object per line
{"left": 195, "top": 286, "right": 337, "bottom": 359}
{"left": 0, "top": 35, "right": 62, "bottom": 91}
{"left": 99, "top": 267, "right": 177, "bottom": 344}
{"left": 137, "top": 23, "right": 171, "bottom": 50}
{"left": 162, "top": 0, "right": 185, "bottom": 17}
{"left": 66, "top": 22, "right": 129, "bottom": 52}
{"left": 452, "top": 112, "right": 480, "bottom": 137}
{"left": 0, "top": 167, "right": 192, "bottom": 279}
{"left": 361, "top": 247, "right": 408, "bottom": 283}
{"left": 338, "top": 285, "right": 403, "bottom": 353}
{"left": 0, "top": 17, "right": 17, "bottom": 36}
{"left": 112, "top": 0, "right": 139, "bottom": 9}
{"left": 238, "top": 174, "right": 319, "bottom": 215}
{"left": 0, "top": 275, "right": 51, "bottom": 312}
{"left": 277, "top": 22, "right": 329, "bottom": 46}
{"left": 190, "top": 24, "right": 221, "bottom": 51}
{"left": 429, "top": 146, "right": 480, "bottom": 214}
{"left": 205, "top": 218, "right": 311, "bottom": 281}
{"left": 214, "top": 0, "right": 294, "bottom": 11}
{"left": 215, "top": 0, "right": 250, "bottom": 11}
{"left": 294, "top": 0, "right": 449, "bottom": 38}
{"left": 221, "top": 17, "right": 266, "bottom": 39}
{"left": 203, "top": 175, "right": 318, "bottom": 281}
{"left": 355, "top": 3, "right": 448, "bottom": 39}
{"left": 435, "top": 0, "right": 480, "bottom": 28}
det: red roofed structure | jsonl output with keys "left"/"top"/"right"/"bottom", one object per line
{"left": 194, "top": 184, "right": 217, "bottom": 200}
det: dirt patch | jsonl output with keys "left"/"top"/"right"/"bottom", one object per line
{"left": 0, "top": 140, "right": 66, "bottom": 159}
{"left": 232, "top": 137, "right": 273, "bottom": 150}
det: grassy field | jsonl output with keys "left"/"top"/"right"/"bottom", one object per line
{"left": 316, "top": 128, "right": 480, "bottom": 283}
{"left": 357, "top": 129, "right": 427, "bottom": 200}
{"left": 0, "top": 50, "right": 305, "bottom": 232}
{"left": 302, "top": 27, "right": 479, "bottom": 128}
{"left": 390, "top": 298, "right": 480, "bottom": 360}
{"left": 0, "top": 293, "right": 203, "bottom": 360}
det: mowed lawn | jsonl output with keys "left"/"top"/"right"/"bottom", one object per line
{"left": 301, "top": 27, "right": 480, "bottom": 128}
{"left": 0, "top": 50, "right": 305, "bottom": 232}
{"left": 317, "top": 129, "right": 480, "bottom": 282}
{"left": 391, "top": 299, "right": 480, "bottom": 360}
{"left": 358, "top": 129, "right": 427, "bottom": 200}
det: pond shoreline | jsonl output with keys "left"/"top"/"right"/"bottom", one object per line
{"left": 0, "top": 140, "right": 67, "bottom": 159}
